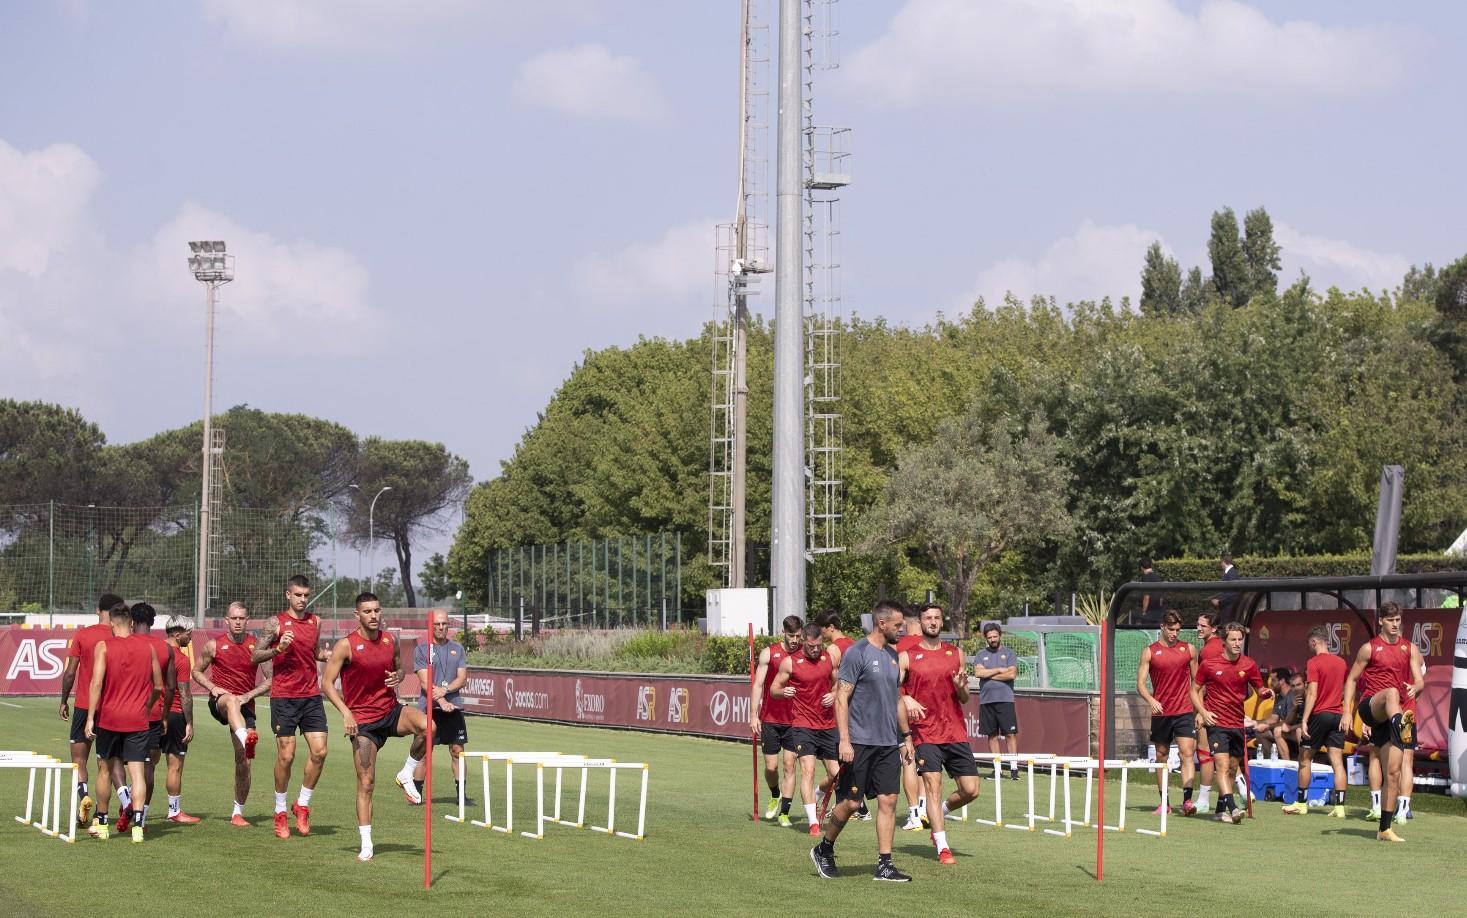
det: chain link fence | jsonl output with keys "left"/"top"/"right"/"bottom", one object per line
{"left": 1002, "top": 627, "right": 1204, "bottom": 693}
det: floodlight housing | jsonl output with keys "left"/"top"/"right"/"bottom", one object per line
{"left": 187, "top": 241, "right": 234, "bottom": 282}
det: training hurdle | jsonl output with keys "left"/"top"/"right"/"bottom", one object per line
{"left": 456, "top": 751, "right": 650, "bottom": 841}
{"left": 1, "top": 751, "right": 77, "bottom": 843}
{"left": 968, "top": 753, "right": 1167, "bottom": 838}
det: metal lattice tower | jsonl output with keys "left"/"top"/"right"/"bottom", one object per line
{"left": 803, "top": 0, "right": 846, "bottom": 555}
{"left": 710, "top": 0, "right": 772, "bottom": 585}
{"left": 205, "top": 426, "right": 226, "bottom": 609}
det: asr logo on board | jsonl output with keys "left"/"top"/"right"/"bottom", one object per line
{"left": 1413, "top": 622, "right": 1444, "bottom": 659}
{"left": 1324, "top": 622, "right": 1352, "bottom": 656}
{"left": 636, "top": 685, "right": 657, "bottom": 722}
{"left": 4, "top": 639, "right": 68, "bottom": 680}
{"left": 667, "top": 687, "right": 690, "bottom": 724}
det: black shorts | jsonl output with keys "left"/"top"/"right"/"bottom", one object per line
{"left": 1359, "top": 695, "right": 1415, "bottom": 749}
{"left": 761, "top": 722, "right": 791, "bottom": 756}
{"left": 146, "top": 720, "right": 162, "bottom": 752}
{"left": 429, "top": 708, "right": 468, "bottom": 746}
{"left": 836, "top": 744, "right": 901, "bottom": 803}
{"left": 161, "top": 712, "right": 189, "bottom": 757}
{"left": 788, "top": 727, "right": 839, "bottom": 762}
{"left": 70, "top": 707, "right": 91, "bottom": 745}
{"left": 1208, "top": 727, "right": 1245, "bottom": 758}
{"left": 94, "top": 727, "right": 150, "bottom": 763}
{"left": 1304, "top": 712, "right": 1345, "bottom": 751}
{"left": 208, "top": 696, "right": 257, "bottom": 729}
{"left": 271, "top": 695, "right": 328, "bottom": 737}
{"left": 1150, "top": 713, "right": 1198, "bottom": 745}
{"left": 915, "top": 742, "right": 979, "bottom": 778}
{"left": 356, "top": 704, "right": 405, "bottom": 750}
{"left": 979, "top": 702, "right": 1019, "bottom": 736}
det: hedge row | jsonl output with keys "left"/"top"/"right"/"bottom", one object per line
{"left": 1149, "top": 552, "right": 1461, "bottom": 583}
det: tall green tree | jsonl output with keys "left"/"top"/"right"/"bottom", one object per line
{"left": 0, "top": 400, "right": 105, "bottom": 505}
{"left": 1139, "top": 242, "right": 1182, "bottom": 316}
{"left": 1208, "top": 207, "right": 1249, "bottom": 307}
{"left": 1242, "top": 206, "right": 1282, "bottom": 300}
{"left": 1179, "top": 266, "right": 1209, "bottom": 314}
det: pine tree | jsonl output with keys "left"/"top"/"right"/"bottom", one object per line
{"left": 1179, "top": 266, "right": 1209, "bottom": 314}
{"left": 1208, "top": 208, "right": 1249, "bottom": 307}
{"left": 1139, "top": 242, "right": 1182, "bottom": 316}
{"left": 1242, "top": 207, "right": 1281, "bottom": 300}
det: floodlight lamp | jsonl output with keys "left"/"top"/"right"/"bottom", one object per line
{"left": 213, "top": 241, "right": 226, "bottom": 253}
{"left": 189, "top": 241, "right": 203, "bottom": 253}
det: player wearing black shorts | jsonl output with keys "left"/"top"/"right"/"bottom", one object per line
{"left": 193, "top": 601, "right": 271, "bottom": 826}
{"left": 1137, "top": 611, "right": 1199, "bottom": 814}
{"left": 751, "top": 616, "right": 803, "bottom": 825}
{"left": 85, "top": 601, "right": 164, "bottom": 842}
{"left": 770, "top": 623, "right": 843, "bottom": 835}
{"left": 810, "top": 600, "right": 915, "bottom": 883}
{"left": 1342, "top": 602, "right": 1422, "bottom": 842}
{"left": 1280, "top": 627, "right": 1350, "bottom": 817}
{"left": 1192, "top": 622, "right": 1270, "bottom": 824}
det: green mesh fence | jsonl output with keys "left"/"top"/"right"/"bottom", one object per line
{"left": 964, "top": 627, "right": 1173, "bottom": 692}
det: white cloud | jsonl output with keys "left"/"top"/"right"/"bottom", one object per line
{"left": 845, "top": 0, "right": 1411, "bottom": 107}
{"left": 1275, "top": 222, "right": 1409, "bottom": 293}
{"left": 966, "top": 220, "right": 1162, "bottom": 308}
{"left": 573, "top": 218, "right": 719, "bottom": 311}
{"left": 513, "top": 44, "right": 668, "bottom": 123}
{"left": 200, "top": 0, "right": 598, "bottom": 53}
{"left": 0, "top": 138, "right": 101, "bottom": 277}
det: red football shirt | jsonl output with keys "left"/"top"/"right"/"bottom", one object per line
{"left": 904, "top": 642, "right": 969, "bottom": 745}
{"left": 208, "top": 633, "right": 260, "bottom": 695}
{"left": 169, "top": 646, "right": 190, "bottom": 714}
{"left": 1305, "top": 652, "right": 1347, "bottom": 715}
{"left": 139, "top": 633, "right": 172, "bottom": 721}
{"left": 67, "top": 622, "right": 111, "bottom": 709}
{"left": 761, "top": 641, "right": 798, "bottom": 725}
{"left": 96, "top": 635, "right": 157, "bottom": 732}
{"left": 271, "top": 611, "right": 322, "bottom": 699}
{"left": 1358, "top": 636, "right": 1412, "bottom": 700}
{"left": 1198, "top": 635, "right": 1224, "bottom": 666}
{"left": 1194, "top": 653, "right": 1263, "bottom": 729}
{"left": 1145, "top": 640, "right": 1195, "bottom": 716}
{"left": 895, "top": 634, "right": 924, "bottom": 654}
{"left": 787, "top": 651, "right": 836, "bottom": 730}
{"left": 833, "top": 636, "right": 855, "bottom": 654}
{"left": 339, "top": 630, "right": 398, "bottom": 723}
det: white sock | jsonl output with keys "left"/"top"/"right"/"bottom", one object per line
{"left": 941, "top": 800, "right": 951, "bottom": 816}
{"left": 814, "top": 788, "right": 825, "bottom": 807}
{"left": 804, "top": 803, "right": 817, "bottom": 823}
{"left": 274, "top": 792, "right": 288, "bottom": 813}
{"left": 918, "top": 795, "right": 926, "bottom": 812}
{"left": 232, "top": 801, "right": 244, "bottom": 817}
{"left": 1197, "top": 786, "right": 1211, "bottom": 808}
{"left": 1370, "top": 790, "right": 1381, "bottom": 810}
{"left": 296, "top": 786, "right": 313, "bottom": 808}
{"left": 234, "top": 727, "right": 249, "bottom": 745}
{"left": 142, "top": 804, "right": 149, "bottom": 822}
{"left": 1396, "top": 796, "right": 1409, "bottom": 815}
{"left": 359, "top": 825, "right": 372, "bottom": 849}
{"left": 401, "top": 755, "right": 421, "bottom": 779}
{"left": 167, "top": 795, "right": 180, "bottom": 817}
{"left": 933, "top": 830, "right": 948, "bottom": 851}
{"left": 909, "top": 805, "right": 921, "bottom": 820}
{"left": 118, "top": 786, "right": 132, "bottom": 808}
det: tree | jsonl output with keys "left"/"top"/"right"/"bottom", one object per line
{"left": 351, "top": 439, "right": 472, "bottom": 608}
{"left": 0, "top": 400, "right": 105, "bottom": 506}
{"left": 419, "top": 552, "right": 456, "bottom": 603}
{"left": 1399, "top": 263, "right": 1438, "bottom": 304}
{"left": 1139, "top": 242, "right": 1182, "bottom": 316}
{"left": 1242, "top": 207, "right": 1281, "bottom": 300}
{"left": 1208, "top": 207, "right": 1249, "bottom": 307}
{"left": 858, "top": 409, "right": 1072, "bottom": 636}
{"left": 1179, "top": 266, "right": 1209, "bottom": 314}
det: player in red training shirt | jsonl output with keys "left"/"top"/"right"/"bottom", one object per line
{"left": 161, "top": 619, "right": 199, "bottom": 823}
{"left": 894, "top": 611, "right": 928, "bottom": 831}
{"left": 116, "top": 602, "right": 176, "bottom": 833}
{"left": 252, "top": 574, "right": 331, "bottom": 838}
{"left": 818, "top": 609, "right": 855, "bottom": 655}
{"left": 84, "top": 601, "right": 163, "bottom": 842}
{"left": 900, "top": 604, "right": 978, "bottom": 865}
{"left": 321, "top": 591, "right": 428, "bottom": 861}
{"left": 1137, "top": 610, "right": 1199, "bottom": 815}
{"left": 59, "top": 592, "right": 124, "bottom": 827}
{"left": 194, "top": 601, "right": 272, "bottom": 826}
{"left": 1282, "top": 625, "right": 1350, "bottom": 818}
{"left": 1341, "top": 601, "right": 1423, "bottom": 842}
{"left": 1192, "top": 611, "right": 1226, "bottom": 813}
{"left": 750, "top": 615, "right": 804, "bottom": 825}
{"left": 1191, "top": 622, "right": 1270, "bottom": 824}
{"left": 770, "top": 623, "right": 842, "bottom": 835}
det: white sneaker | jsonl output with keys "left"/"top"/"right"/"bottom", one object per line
{"left": 357, "top": 848, "right": 373, "bottom": 862}
{"left": 901, "top": 815, "right": 924, "bottom": 832}
{"left": 395, "top": 773, "right": 422, "bottom": 805}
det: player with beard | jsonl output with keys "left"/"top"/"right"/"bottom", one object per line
{"left": 1191, "top": 622, "right": 1270, "bottom": 824}
{"left": 770, "top": 623, "right": 842, "bottom": 835}
{"left": 58, "top": 593, "right": 123, "bottom": 828}
{"left": 193, "top": 601, "right": 272, "bottom": 825}
{"left": 1137, "top": 610, "right": 1199, "bottom": 815}
{"left": 751, "top": 615, "right": 804, "bottom": 826}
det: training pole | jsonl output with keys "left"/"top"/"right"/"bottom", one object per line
{"left": 749, "top": 622, "right": 758, "bottom": 821}
{"left": 1096, "top": 617, "right": 1107, "bottom": 882}
{"left": 424, "top": 613, "right": 434, "bottom": 890}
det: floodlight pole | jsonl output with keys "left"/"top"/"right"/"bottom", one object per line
{"left": 189, "top": 241, "right": 233, "bottom": 623}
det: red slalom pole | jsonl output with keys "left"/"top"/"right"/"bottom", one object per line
{"left": 1096, "top": 617, "right": 1107, "bottom": 883}
{"left": 423, "top": 612, "right": 434, "bottom": 890}
{"left": 749, "top": 622, "right": 758, "bottom": 821}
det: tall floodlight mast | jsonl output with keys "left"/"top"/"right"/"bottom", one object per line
{"left": 187, "top": 240, "right": 234, "bottom": 621}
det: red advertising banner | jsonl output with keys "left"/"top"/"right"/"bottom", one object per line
{"left": 0, "top": 628, "right": 73, "bottom": 695}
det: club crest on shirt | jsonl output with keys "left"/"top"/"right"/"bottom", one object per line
{"left": 356, "top": 644, "right": 365, "bottom": 651}
{"left": 1237, "top": 670, "right": 1244, "bottom": 677}
{"left": 915, "top": 653, "right": 924, "bottom": 660}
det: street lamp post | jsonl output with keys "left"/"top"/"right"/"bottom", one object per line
{"left": 368, "top": 486, "right": 392, "bottom": 595}
{"left": 187, "top": 241, "right": 234, "bottom": 622}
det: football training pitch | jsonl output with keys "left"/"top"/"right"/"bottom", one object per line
{"left": 1, "top": 697, "right": 1463, "bottom": 917}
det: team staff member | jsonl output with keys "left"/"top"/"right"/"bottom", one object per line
{"left": 1136, "top": 611, "right": 1198, "bottom": 815}
{"left": 161, "top": 619, "right": 199, "bottom": 823}
{"left": 407, "top": 609, "right": 471, "bottom": 803}
{"left": 810, "top": 599, "right": 915, "bottom": 883}
{"left": 58, "top": 592, "right": 123, "bottom": 827}
{"left": 769, "top": 623, "right": 841, "bottom": 835}
{"left": 750, "top": 616, "right": 803, "bottom": 826}
{"left": 900, "top": 604, "right": 978, "bottom": 865}
{"left": 253, "top": 574, "right": 331, "bottom": 838}
{"left": 321, "top": 592, "right": 428, "bottom": 861}
{"left": 1191, "top": 622, "right": 1270, "bottom": 824}
{"left": 1341, "top": 601, "right": 1423, "bottom": 842}
{"left": 193, "top": 601, "right": 272, "bottom": 826}
{"left": 1282, "top": 626, "right": 1348, "bottom": 818}
{"left": 972, "top": 622, "right": 1020, "bottom": 780}
{"left": 84, "top": 601, "right": 164, "bottom": 842}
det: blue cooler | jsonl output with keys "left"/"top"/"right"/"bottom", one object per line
{"left": 1247, "top": 759, "right": 1335, "bottom": 804}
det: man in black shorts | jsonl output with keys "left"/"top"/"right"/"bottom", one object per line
{"left": 1283, "top": 626, "right": 1349, "bottom": 817}
{"left": 810, "top": 599, "right": 915, "bottom": 882}
{"left": 750, "top": 616, "right": 803, "bottom": 824}
{"left": 193, "top": 601, "right": 271, "bottom": 826}
{"left": 1191, "top": 622, "right": 1270, "bottom": 823}
{"left": 972, "top": 622, "right": 1020, "bottom": 779}
{"left": 403, "top": 609, "right": 472, "bottom": 803}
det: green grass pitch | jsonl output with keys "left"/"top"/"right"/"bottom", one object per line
{"left": 1, "top": 697, "right": 1464, "bottom": 917}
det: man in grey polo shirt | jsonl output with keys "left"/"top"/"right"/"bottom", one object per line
{"left": 972, "top": 621, "right": 1020, "bottom": 779}
{"left": 396, "top": 609, "right": 470, "bottom": 803}
{"left": 810, "top": 598, "right": 916, "bottom": 883}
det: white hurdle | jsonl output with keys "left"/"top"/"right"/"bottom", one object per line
{"left": 1096, "top": 759, "right": 1167, "bottom": 837}
{"left": 964, "top": 753, "right": 1167, "bottom": 839}
{"left": 456, "top": 751, "right": 650, "bottom": 841}
{"left": 1, "top": 751, "right": 77, "bottom": 843}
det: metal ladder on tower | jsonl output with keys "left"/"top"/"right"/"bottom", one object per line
{"left": 205, "top": 426, "right": 225, "bottom": 612}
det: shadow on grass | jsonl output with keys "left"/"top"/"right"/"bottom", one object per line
{"left": 1321, "top": 827, "right": 1378, "bottom": 838}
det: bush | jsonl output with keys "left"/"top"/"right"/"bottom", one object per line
{"left": 701, "top": 635, "right": 780, "bottom": 675}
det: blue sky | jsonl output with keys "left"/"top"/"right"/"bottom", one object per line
{"left": 3, "top": 1, "right": 1465, "bottom": 572}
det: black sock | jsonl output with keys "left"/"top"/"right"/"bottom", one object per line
{"left": 1221, "top": 794, "right": 1234, "bottom": 811}
{"left": 415, "top": 780, "right": 425, "bottom": 793}
{"left": 877, "top": 852, "right": 892, "bottom": 865}
{"left": 817, "top": 837, "right": 834, "bottom": 854}
{"left": 1378, "top": 807, "right": 1393, "bottom": 832}
{"left": 77, "top": 782, "right": 88, "bottom": 798}
{"left": 1296, "top": 787, "right": 1307, "bottom": 804}
{"left": 132, "top": 808, "right": 145, "bottom": 828}
{"left": 1214, "top": 796, "right": 1224, "bottom": 813}
{"left": 1334, "top": 790, "right": 1346, "bottom": 806}
{"left": 768, "top": 785, "right": 779, "bottom": 798}
{"left": 1183, "top": 786, "right": 1194, "bottom": 803}
{"left": 779, "top": 797, "right": 792, "bottom": 815}
{"left": 98, "top": 813, "right": 108, "bottom": 826}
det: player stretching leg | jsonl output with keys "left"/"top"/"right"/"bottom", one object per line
{"left": 771, "top": 623, "right": 842, "bottom": 835}
{"left": 1137, "top": 611, "right": 1199, "bottom": 815}
{"left": 84, "top": 601, "right": 163, "bottom": 842}
{"left": 751, "top": 616, "right": 803, "bottom": 826}
{"left": 59, "top": 593, "right": 122, "bottom": 828}
{"left": 194, "top": 601, "right": 271, "bottom": 825}
{"left": 321, "top": 592, "right": 428, "bottom": 861}
{"left": 1283, "top": 626, "right": 1349, "bottom": 817}
{"left": 901, "top": 604, "right": 979, "bottom": 865}
{"left": 1192, "top": 622, "right": 1270, "bottom": 823}
{"left": 1342, "top": 601, "right": 1423, "bottom": 842}
{"left": 254, "top": 575, "right": 332, "bottom": 838}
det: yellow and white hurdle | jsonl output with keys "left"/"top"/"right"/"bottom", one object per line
{"left": 1, "top": 751, "right": 77, "bottom": 844}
